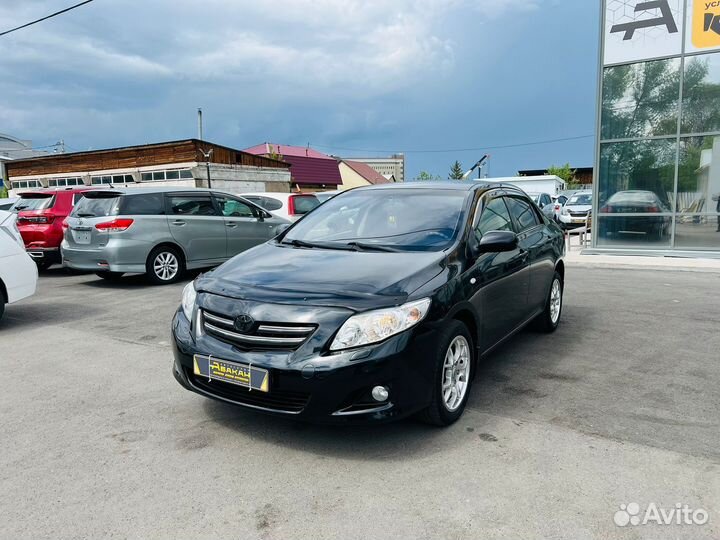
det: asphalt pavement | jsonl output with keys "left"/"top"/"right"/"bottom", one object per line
{"left": 0, "top": 265, "right": 718, "bottom": 539}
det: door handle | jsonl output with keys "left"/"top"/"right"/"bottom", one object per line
{"left": 172, "top": 220, "right": 186, "bottom": 226}
{"left": 226, "top": 222, "right": 237, "bottom": 228}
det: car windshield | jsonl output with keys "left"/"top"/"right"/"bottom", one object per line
{"left": 71, "top": 193, "right": 122, "bottom": 217}
{"left": 282, "top": 188, "right": 468, "bottom": 252}
{"left": 567, "top": 194, "right": 592, "bottom": 205}
{"left": 14, "top": 194, "right": 55, "bottom": 211}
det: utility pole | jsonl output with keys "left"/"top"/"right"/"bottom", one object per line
{"left": 197, "top": 108, "right": 203, "bottom": 141}
{"left": 200, "top": 148, "right": 213, "bottom": 189}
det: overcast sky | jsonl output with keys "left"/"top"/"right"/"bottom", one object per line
{"left": 0, "top": 0, "right": 599, "bottom": 178}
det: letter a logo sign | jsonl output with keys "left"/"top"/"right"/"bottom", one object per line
{"left": 693, "top": 0, "right": 720, "bottom": 48}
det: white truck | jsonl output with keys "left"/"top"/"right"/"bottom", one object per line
{"left": 484, "top": 175, "right": 566, "bottom": 197}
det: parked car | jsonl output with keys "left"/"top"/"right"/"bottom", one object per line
{"left": 0, "top": 197, "right": 18, "bottom": 211}
{"left": 240, "top": 192, "right": 321, "bottom": 222}
{"left": 172, "top": 182, "right": 565, "bottom": 426}
{"left": 559, "top": 190, "right": 593, "bottom": 229}
{"left": 0, "top": 210, "right": 38, "bottom": 321}
{"left": 527, "top": 192, "right": 555, "bottom": 221}
{"left": 13, "top": 188, "right": 93, "bottom": 269}
{"left": 62, "top": 188, "right": 289, "bottom": 284}
{"left": 598, "top": 190, "right": 671, "bottom": 240}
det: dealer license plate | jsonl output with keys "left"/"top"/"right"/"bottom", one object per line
{"left": 193, "top": 355, "right": 269, "bottom": 392}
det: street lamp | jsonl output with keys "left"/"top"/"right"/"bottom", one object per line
{"left": 200, "top": 148, "right": 213, "bottom": 189}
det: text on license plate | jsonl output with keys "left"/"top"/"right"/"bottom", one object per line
{"left": 193, "top": 355, "right": 269, "bottom": 392}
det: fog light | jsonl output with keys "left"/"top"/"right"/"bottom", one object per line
{"left": 371, "top": 386, "right": 389, "bottom": 402}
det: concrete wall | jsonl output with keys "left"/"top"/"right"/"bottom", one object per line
{"left": 192, "top": 163, "right": 291, "bottom": 194}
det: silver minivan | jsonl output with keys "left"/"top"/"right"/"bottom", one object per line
{"left": 62, "top": 188, "right": 290, "bottom": 284}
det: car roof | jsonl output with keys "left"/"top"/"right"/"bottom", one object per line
{"left": 18, "top": 187, "right": 98, "bottom": 196}
{"left": 346, "top": 181, "right": 528, "bottom": 195}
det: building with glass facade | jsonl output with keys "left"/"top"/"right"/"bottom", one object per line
{"left": 594, "top": 0, "right": 720, "bottom": 256}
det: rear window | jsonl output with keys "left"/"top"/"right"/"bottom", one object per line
{"left": 71, "top": 193, "right": 121, "bottom": 217}
{"left": 119, "top": 193, "right": 165, "bottom": 215}
{"left": 15, "top": 194, "right": 56, "bottom": 212}
{"left": 291, "top": 195, "right": 320, "bottom": 215}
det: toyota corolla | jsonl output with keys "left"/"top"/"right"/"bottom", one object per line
{"left": 171, "top": 182, "right": 565, "bottom": 425}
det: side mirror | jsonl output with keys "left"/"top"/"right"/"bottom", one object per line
{"left": 477, "top": 231, "right": 518, "bottom": 253}
{"left": 274, "top": 223, "right": 291, "bottom": 236}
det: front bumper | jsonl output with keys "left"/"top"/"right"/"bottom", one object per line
{"left": 171, "top": 308, "right": 438, "bottom": 424}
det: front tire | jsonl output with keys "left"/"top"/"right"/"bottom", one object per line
{"left": 0, "top": 288, "right": 5, "bottom": 322}
{"left": 420, "top": 320, "right": 474, "bottom": 426}
{"left": 537, "top": 271, "right": 563, "bottom": 333}
{"left": 146, "top": 246, "right": 184, "bottom": 285}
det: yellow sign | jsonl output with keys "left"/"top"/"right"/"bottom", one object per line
{"left": 693, "top": 0, "right": 720, "bottom": 48}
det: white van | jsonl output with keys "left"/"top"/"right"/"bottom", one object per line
{"left": 0, "top": 210, "right": 38, "bottom": 321}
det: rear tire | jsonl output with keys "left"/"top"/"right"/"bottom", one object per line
{"left": 95, "top": 271, "right": 125, "bottom": 281}
{"left": 537, "top": 271, "right": 563, "bottom": 333}
{"left": 36, "top": 260, "right": 52, "bottom": 271}
{"left": 0, "top": 288, "right": 5, "bottom": 322}
{"left": 146, "top": 246, "right": 184, "bottom": 285}
{"left": 419, "top": 320, "right": 474, "bottom": 427}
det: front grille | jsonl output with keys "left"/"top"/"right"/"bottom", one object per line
{"left": 187, "top": 369, "right": 310, "bottom": 413}
{"left": 569, "top": 211, "right": 589, "bottom": 218}
{"left": 201, "top": 309, "right": 316, "bottom": 351}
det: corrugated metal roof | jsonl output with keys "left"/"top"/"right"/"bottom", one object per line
{"left": 283, "top": 155, "right": 341, "bottom": 186}
{"left": 244, "top": 142, "right": 332, "bottom": 160}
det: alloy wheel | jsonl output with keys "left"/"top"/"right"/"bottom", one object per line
{"left": 442, "top": 335, "right": 471, "bottom": 412}
{"left": 153, "top": 252, "right": 179, "bottom": 281}
{"left": 550, "top": 278, "right": 562, "bottom": 324}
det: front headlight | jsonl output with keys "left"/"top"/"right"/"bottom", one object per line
{"left": 330, "top": 298, "right": 431, "bottom": 351}
{"left": 181, "top": 281, "right": 197, "bottom": 320}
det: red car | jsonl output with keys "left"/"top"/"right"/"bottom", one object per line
{"left": 14, "top": 188, "right": 94, "bottom": 269}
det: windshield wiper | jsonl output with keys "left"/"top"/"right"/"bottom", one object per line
{"left": 281, "top": 238, "right": 353, "bottom": 251}
{"left": 76, "top": 213, "right": 96, "bottom": 217}
{"left": 344, "top": 241, "right": 399, "bottom": 252}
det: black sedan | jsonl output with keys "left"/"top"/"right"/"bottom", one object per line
{"left": 172, "top": 182, "right": 566, "bottom": 426}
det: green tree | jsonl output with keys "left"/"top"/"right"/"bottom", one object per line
{"left": 414, "top": 171, "right": 441, "bottom": 181}
{"left": 449, "top": 160, "right": 464, "bottom": 180}
{"left": 547, "top": 163, "right": 578, "bottom": 188}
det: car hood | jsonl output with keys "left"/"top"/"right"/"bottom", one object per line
{"left": 197, "top": 242, "right": 448, "bottom": 311}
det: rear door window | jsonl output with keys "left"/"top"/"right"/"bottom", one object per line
{"left": 15, "top": 194, "right": 55, "bottom": 211}
{"left": 168, "top": 196, "right": 218, "bottom": 216}
{"left": 120, "top": 193, "right": 165, "bottom": 215}
{"left": 505, "top": 196, "right": 540, "bottom": 232}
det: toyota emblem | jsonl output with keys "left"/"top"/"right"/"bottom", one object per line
{"left": 234, "top": 314, "right": 255, "bottom": 332}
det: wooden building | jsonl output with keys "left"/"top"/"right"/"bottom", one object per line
{"left": 3, "top": 139, "right": 292, "bottom": 195}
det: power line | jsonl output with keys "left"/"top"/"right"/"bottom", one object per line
{"left": 308, "top": 134, "right": 595, "bottom": 155}
{"left": 0, "top": 0, "right": 95, "bottom": 38}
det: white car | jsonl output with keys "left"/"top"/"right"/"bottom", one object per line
{"left": 0, "top": 197, "right": 18, "bottom": 211}
{"left": 0, "top": 210, "right": 38, "bottom": 321}
{"left": 559, "top": 190, "right": 593, "bottom": 229}
{"left": 239, "top": 192, "right": 321, "bottom": 222}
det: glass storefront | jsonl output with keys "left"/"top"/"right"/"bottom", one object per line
{"left": 596, "top": 50, "right": 720, "bottom": 253}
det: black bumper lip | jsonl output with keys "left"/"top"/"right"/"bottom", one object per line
{"left": 171, "top": 310, "right": 437, "bottom": 425}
